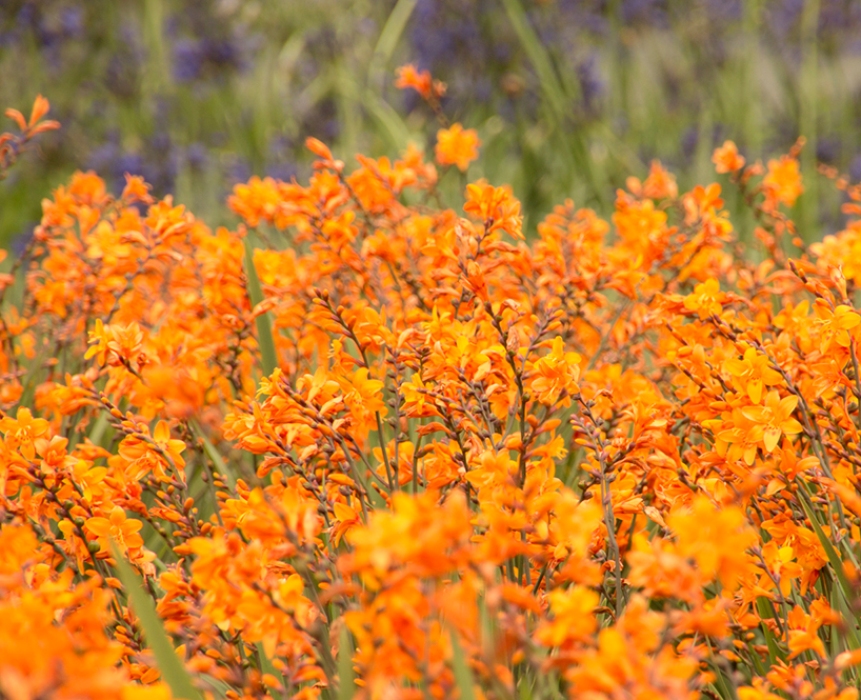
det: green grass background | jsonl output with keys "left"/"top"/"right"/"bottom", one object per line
{"left": 1, "top": 0, "right": 861, "bottom": 245}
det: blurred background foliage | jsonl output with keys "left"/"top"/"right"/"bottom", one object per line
{"left": 2, "top": 0, "right": 861, "bottom": 248}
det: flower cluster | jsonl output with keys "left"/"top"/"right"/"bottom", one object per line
{"left": 5, "top": 93, "right": 861, "bottom": 700}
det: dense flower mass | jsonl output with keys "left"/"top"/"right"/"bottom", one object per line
{"left": 6, "top": 94, "right": 861, "bottom": 700}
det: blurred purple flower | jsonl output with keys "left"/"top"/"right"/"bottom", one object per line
{"left": 87, "top": 130, "right": 177, "bottom": 196}
{"left": 186, "top": 143, "right": 209, "bottom": 171}
{"left": 816, "top": 136, "right": 840, "bottom": 165}
{"left": 621, "top": 0, "right": 669, "bottom": 27}
{"left": 577, "top": 54, "right": 603, "bottom": 114}
{"left": 681, "top": 125, "right": 699, "bottom": 162}
{"left": 849, "top": 155, "right": 861, "bottom": 182}
{"left": 225, "top": 156, "right": 252, "bottom": 186}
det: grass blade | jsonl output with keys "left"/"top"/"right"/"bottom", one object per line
{"left": 798, "top": 494, "right": 861, "bottom": 649}
{"left": 799, "top": 496, "right": 853, "bottom": 599}
{"left": 243, "top": 237, "right": 278, "bottom": 377}
{"left": 256, "top": 641, "right": 279, "bottom": 680}
{"left": 498, "top": 0, "right": 569, "bottom": 119}
{"left": 364, "top": 90, "right": 413, "bottom": 150}
{"left": 449, "top": 631, "right": 476, "bottom": 700}
{"left": 111, "top": 543, "right": 202, "bottom": 699}
{"left": 88, "top": 410, "right": 110, "bottom": 447}
{"left": 368, "top": 0, "right": 419, "bottom": 88}
{"left": 498, "top": 0, "right": 605, "bottom": 208}
{"left": 192, "top": 421, "right": 236, "bottom": 489}
{"left": 337, "top": 625, "right": 356, "bottom": 700}
{"left": 755, "top": 597, "right": 785, "bottom": 663}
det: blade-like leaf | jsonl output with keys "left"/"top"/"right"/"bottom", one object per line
{"left": 799, "top": 495, "right": 861, "bottom": 650}
{"left": 244, "top": 238, "right": 278, "bottom": 377}
{"left": 88, "top": 410, "right": 110, "bottom": 447}
{"left": 256, "top": 641, "right": 280, "bottom": 680}
{"left": 449, "top": 631, "right": 476, "bottom": 700}
{"left": 369, "top": 0, "right": 418, "bottom": 86}
{"left": 755, "top": 597, "right": 785, "bottom": 663}
{"left": 192, "top": 421, "right": 236, "bottom": 489}
{"left": 337, "top": 625, "right": 356, "bottom": 700}
{"left": 111, "top": 543, "right": 202, "bottom": 700}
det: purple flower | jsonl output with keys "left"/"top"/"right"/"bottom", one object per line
{"left": 849, "top": 155, "right": 861, "bottom": 183}
{"left": 186, "top": 143, "right": 209, "bottom": 171}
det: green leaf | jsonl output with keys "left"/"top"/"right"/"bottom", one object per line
{"left": 799, "top": 495, "right": 861, "bottom": 649}
{"left": 192, "top": 421, "right": 236, "bottom": 489}
{"left": 755, "top": 597, "right": 785, "bottom": 663}
{"left": 497, "top": 0, "right": 605, "bottom": 208}
{"left": 799, "top": 496, "right": 854, "bottom": 601}
{"left": 88, "top": 410, "right": 110, "bottom": 447}
{"left": 337, "top": 626, "right": 356, "bottom": 700}
{"left": 498, "top": 0, "right": 568, "bottom": 120}
{"left": 449, "top": 631, "right": 476, "bottom": 700}
{"left": 110, "top": 543, "right": 202, "bottom": 700}
{"left": 363, "top": 91, "right": 413, "bottom": 151}
{"left": 243, "top": 238, "right": 278, "bottom": 377}
{"left": 368, "top": 0, "right": 419, "bottom": 87}
{"left": 256, "top": 641, "right": 279, "bottom": 679}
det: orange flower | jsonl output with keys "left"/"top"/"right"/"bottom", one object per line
{"left": 813, "top": 301, "right": 861, "bottom": 353}
{"left": 85, "top": 319, "right": 146, "bottom": 371}
{"left": 536, "top": 585, "right": 599, "bottom": 648}
{"left": 463, "top": 180, "right": 523, "bottom": 239}
{"left": 152, "top": 420, "right": 187, "bottom": 471}
{"left": 0, "top": 407, "right": 50, "bottom": 460}
{"left": 667, "top": 496, "right": 757, "bottom": 590}
{"left": 642, "top": 160, "right": 679, "bottom": 199}
{"left": 712, "top": 140, "right": 746, "bottom": 173}
{"left": 740, "top": 390, "right": 804, "bottom": 453}
{"left": 394, "top": 64, "right": 446, "bottom": 101}
{"left": 10, "top": 94, "right": 861, "bottom": 700}
{"left": 764, "top": 155, "right": 803, "bottom": 207}
{"left": 85, "top": 506, "right": 144, "bottom": 555}
{"left": 435, "top": 123, "right": 480, "bottom": 172}
{"left": 401, "top": 374, "right": 440, "bottom": 418}
{"left": 331, "top": 500, "right": 362, "bottom": 546}
{"left": 683, "top": 278, "right": 726, "bottom": 319}
{"left": 121, "top": 684, "right": 173, "bottom": 700}
{"left": 723, "top": 347, "right": 783, "bottom": 404}
{"left": 4, "top": 94, "right": 59, "bottom": 134}
{"left": 529, "top": 336, "right": 582, "bottom": 407}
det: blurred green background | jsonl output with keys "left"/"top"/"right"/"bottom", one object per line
{"left": 2, "top": 0, "right": 861, "bottom": 248}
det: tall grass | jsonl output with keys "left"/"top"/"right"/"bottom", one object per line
{"left": 1, "top": 0, "right": 861, "bottom": 245}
